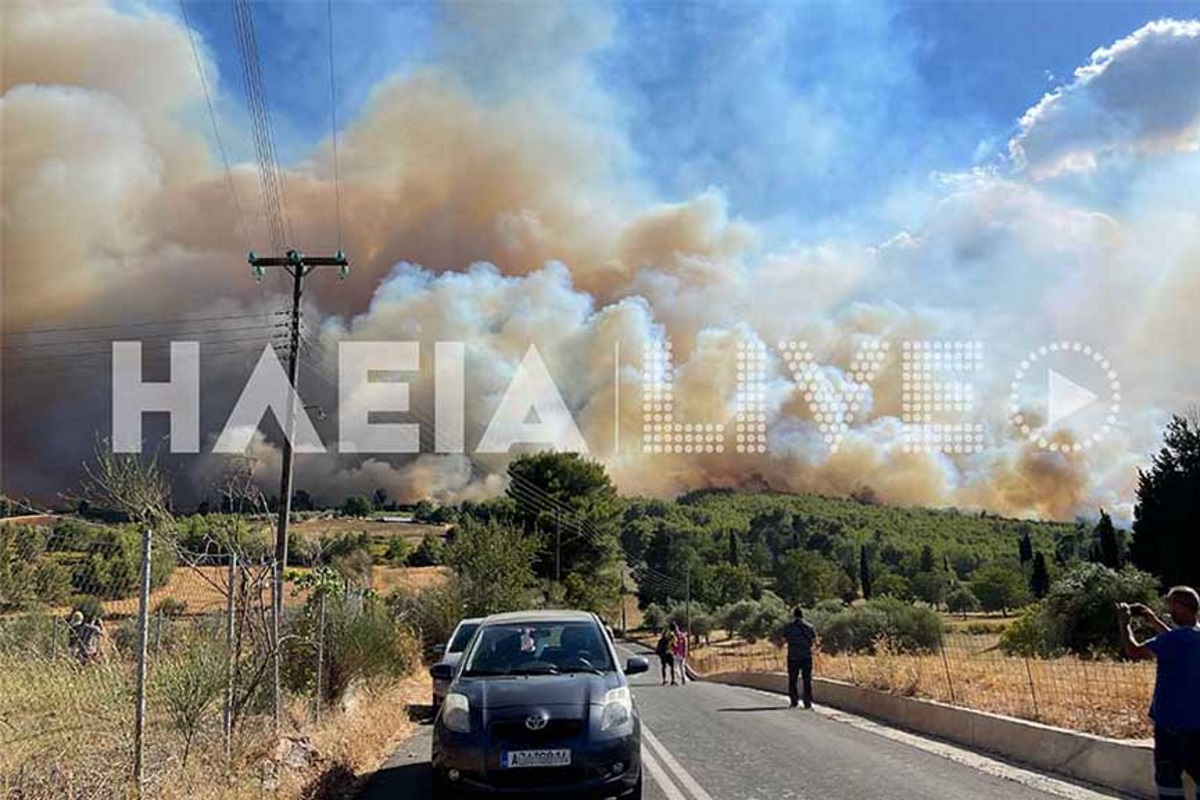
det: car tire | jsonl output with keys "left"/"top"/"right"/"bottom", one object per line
{"left": 431, "top": 771, "right": 457, "bottom": 800}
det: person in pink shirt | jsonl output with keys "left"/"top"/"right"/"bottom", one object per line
{"left": 672, "top": 623, "right": 689, "bottom": 685}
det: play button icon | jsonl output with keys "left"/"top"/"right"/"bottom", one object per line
{"left": 1009, "top": 341, "right": 1122, "bottom": 452}
{"left": 1047, "top": 369, "right": 1098, "bottom": 426}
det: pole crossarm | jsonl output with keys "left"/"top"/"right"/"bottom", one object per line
{"left": 248, "top": 249, "right": 350, "bottom": 280}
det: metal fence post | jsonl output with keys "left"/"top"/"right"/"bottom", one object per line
{"left": 50, "top": 616, "right": 58, "bottom": 662}
{"left": 939, "top": 640, "right": 957, "bottom": 704}
{"left": 223, "top": 552, "right": 237, "bottom": 762}
{"left": 133, "top": 526, "right": 153, "bottom": 795}
{"left": 1024, "top": 656, "right": 1040, "bottom": 720}
{"left": 314, "top": 589, "right": 326, "bottom": 725}
{"left": 272, "top": 557, "right": 282, "bottom": 731}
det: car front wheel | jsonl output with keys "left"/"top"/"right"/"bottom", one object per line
{"left": 431, "top": 770, "right": 458, "bottom": 800}
{"left": 621, "top": 770, "right": 643, "bottom": 800}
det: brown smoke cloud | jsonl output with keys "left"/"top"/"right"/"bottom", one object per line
{"left": 3, "top": 0, "right": 1198, "bottom": 521}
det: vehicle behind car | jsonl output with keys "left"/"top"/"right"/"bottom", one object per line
{"left": 433, "top": 617, "right": 483, "bottom": 710}
{"left": 429, "top": 610, "right": 648, "bottom": 798}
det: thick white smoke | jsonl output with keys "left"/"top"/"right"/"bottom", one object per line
{"left": 3, "top": 2, "right": 1199, "bottom": 522}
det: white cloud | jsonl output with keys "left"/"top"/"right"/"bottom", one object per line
{"left": 1010, "top": 19, "right": 1200, "bottom": 179}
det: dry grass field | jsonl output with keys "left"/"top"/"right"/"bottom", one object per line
{"left": 0, "top": 655, "right": 426, "bottom": 800}
{"left": 79, "top": 564, "right": 448, "bottom": 621}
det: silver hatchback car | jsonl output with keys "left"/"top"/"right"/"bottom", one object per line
{"left": 432, "top": 617, "right": 484, "bottom": 710}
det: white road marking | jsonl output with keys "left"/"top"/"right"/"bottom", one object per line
{"left": 642, "top": 745, "right": 689, "bottom": 800}
{"left": 642, "top": 725, "right": 717, "bottom": 800}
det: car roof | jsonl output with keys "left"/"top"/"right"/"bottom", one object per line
{"left": 480, "top": 610, "right": 598, "bottom": 625}
{"left": 454, "top": 617, "right": 484, "bottom": 627}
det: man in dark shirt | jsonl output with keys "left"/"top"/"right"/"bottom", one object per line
{"left": 1119, "top": 586, "right": 1200, "bottom": 800}
{"left": 783, "top": 607, "right": 816, "bottom": 709}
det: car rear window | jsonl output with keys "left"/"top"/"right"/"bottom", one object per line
{"left": 448, "top": 622, "right": 480, "bottom": 653}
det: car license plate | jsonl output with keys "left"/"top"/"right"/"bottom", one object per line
{"left": 502, "top": 749, "right": 571, "bottom": 769}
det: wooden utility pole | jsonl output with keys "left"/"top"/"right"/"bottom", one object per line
{"left": 249, "top": 248, "right": 349, "bottom": 728}
{"left": 685, "top": 562, "right": 691, "bottom": 641}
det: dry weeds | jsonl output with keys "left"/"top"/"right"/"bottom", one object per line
{"left": 0, "top": 656, "right": 426, "bottom": 799}
{"left": 685, "top": 631, "right": 1154, "bottom": 739}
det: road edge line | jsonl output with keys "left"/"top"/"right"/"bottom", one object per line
{"left": 642, "top": 744, "right": 689, "bottom": 800}
{"left": 642, "top": 724, "right": 715, "bottom": 800}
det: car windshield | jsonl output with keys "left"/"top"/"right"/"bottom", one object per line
{"left": 461, "top": 621, "right": 614, "bottom": 675}
{"left": 447, "top": 622, "right": 480, "bottom": 654}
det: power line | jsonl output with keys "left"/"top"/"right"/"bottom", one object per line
{"left": 4, "top": 322, "right": 287, "bottom": 351}
{"left": 4, "top": 331, "right": 288, "bottom": 363}
{"left": 232, "top": 0, "right": 294, "bottom": 253}
{"left": 10, "top": 312, "right": 282, "bottom": 337}
{"left": 178, "top": 0, "right": 252, "bottom": 253}
{"left": 6, "top": 341, "right": 284, "bottom": 379}
{"left": 326, "top": 0, "right": 343, "bottom": 251}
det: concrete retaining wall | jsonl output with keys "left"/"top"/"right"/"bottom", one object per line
{"left": 705, "top": 671, "right": 1166, "bottom": 799}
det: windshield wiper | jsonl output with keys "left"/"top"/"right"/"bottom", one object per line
{"left": 509, "top": 665, "right": 561, "bottom": 675}
{"left": 559, "top": 665, "right": 605, "bottom": 675}
{"left": 461, "top": 668, "right": 511, "bottom": 677}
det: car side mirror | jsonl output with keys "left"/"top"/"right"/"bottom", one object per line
{"left": 429, "top": 662, "right": 455, "bottom": 682}
{"left": 432, "top": 644, "right": 446, "bottom": 659}
{"left": 625, "top": 656, "right": 649, "bottom": 676}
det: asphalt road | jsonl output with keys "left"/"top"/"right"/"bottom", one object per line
{"left": 360, "top": 643, "right": 1122, "bottom": 800}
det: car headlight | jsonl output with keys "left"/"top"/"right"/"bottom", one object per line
{"left": 442, "top": 693, "right": 471, "bottom": 734}
{"left": 599, "top": 687, "right": 632, "bottom": 732}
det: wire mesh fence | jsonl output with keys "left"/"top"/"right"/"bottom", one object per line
{"left": 685, "top": 629, "right": 1155, "bottom": 739}
{"left": 0, "top": 513, "right": 407, "bottom": 799}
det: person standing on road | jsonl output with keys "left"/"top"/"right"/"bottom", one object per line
{"left": 783, "top": 607, "right": 816, "bottom": 709}
{"left": 1119, "top": 586, "right": 1200, "bottom": 800}
{"left": 656, "top": 626, "right": 677, "bottom": 686}
{"left": 673, "top": 622, "right": 689, "bottom": 685}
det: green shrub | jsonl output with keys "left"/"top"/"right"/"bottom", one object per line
{"left": 153, "top": 642, "right": 226, "bottom": 765}
{"left": 971, "top": 563, "right": 1031, "bottom": 614}
{"left": 946, "top": 585, "right": 982, "bottom": 616}
{"left": 384, "top": 536, "right": 411, "bottom": 566}
{"left": 718, "top": 600, "right": 760, "bottom": 635}
{"left": 690, "top": 611, "right": 714, "bottom": 644}
{"left": 817, "top": 597, "right": 942, "bottom": 654}
{"left": 341, "top": 495, "right": 373, "bottom": 518}
{"left": 998, "top": 605, "right": 1060, "bottom": 658}
{"left": 820, "top": 605, "right": 890, "bottom": 653}
{"left": 1040, "top": 562, "right": 1159, "bottom": 657}
{"left": 962, "top": 620, "right": 1006, "bottom": 635}
{"left": 641, "top": 603, "right": 667, "bottom": 632}
{"left": 389, "top": 580, "right": 466, "bottom": 654}
{"left": 287, "top": 592, "right": 418, "bottom": 703}
{"left": 743, "top": 603, "right": 787, "bottom": 644}
{"left": 406, "top": 532, "right": 445, "bottom": 567}
{"left": 154, "top": 596, "right": 188, "bottom": 618}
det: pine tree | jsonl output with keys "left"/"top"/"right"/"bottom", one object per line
{"left": 919, "top": 544, "right": 935, "bottom": 574}
{"left": 1018, "top": 529, "right": 1034, "bottom": 566}
{"left": 1030, "top": 552, "right": 1050, "bottom": 599}
{"left": 1092, "top": 510, "right": 1122, "bottom": 570}
{"left": 1130, "top": 415, "right": 1200, "bottom": 588}
{"left": 859, "top": 544, "right": 873, "bottom": 600}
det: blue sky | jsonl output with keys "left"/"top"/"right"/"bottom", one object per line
{"left": 166, "top": 0, "right": 1195, "bottom": 244}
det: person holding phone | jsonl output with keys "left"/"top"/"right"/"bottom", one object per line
{"left": 1119, "top": 587, "right": 1200, "bottom": 800}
